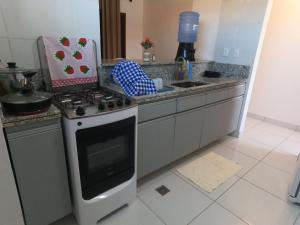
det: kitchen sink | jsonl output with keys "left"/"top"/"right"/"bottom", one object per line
{"left": 195, "top": 81, "right": 211, "bottom": 86}
{"left": 157, "top": 86, "right": 175, "bottom": 93}
{"left": 171, "top": 81, "right": 210, "bottom": 88}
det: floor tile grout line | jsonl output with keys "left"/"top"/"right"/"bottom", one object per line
{"left": 225, "top": 144, "right": 265, "bottom": 161}
{"left": 260, "top": 160, "right": 297, "bottom": 176}
{"left": 170, "top": 142, "right": 263, "bottom": 203}
{"left": 137, "top": 119, "right": 297, "bottom": 225}
{"left": 239, "top": 155, "right": 263, "bottom": 179}
{"left": 215, "top": 201, "right": 252, "bottom": 225}
{"left": 239, "top": 142, "right": 290, "bottom": 180}
{"left": 170, "top": 170, "right": 216, "bottom": 202}
{"left": 221, "top": 134, "right": 276, "bottom": 159}
{"left": 137, "top": 196, "right": 167, "bottom": 225}
{"left": 138, "top": 170, "right": 219, "bottom": 225}
{"left": 214, "top": 175, "right": 243, "bottom": 202}
{"left": 216, "top": 138, "right": 272, "bottom": 180}
{"left": 253, "top": 129, "right": 298, "bottom": 174}
{"left": 259, "top": 160, "right": 295, "bottom": 176}
{"left": 186, "top": 202, "right": 215, "bottom": 225}
{"left": 241, "top": 177, "right": 293, "bottom": 203}
{"left": 228, "top": 127, "right": 297, "bottom": 179}
{"left": 171, "top": 162, "right": 247, "bottom": 216}
{"left": 242, "top": 123, "right": 295, "bottom": 149}
{"left": 137, "top": 171, "right": 173, "bottom": 193}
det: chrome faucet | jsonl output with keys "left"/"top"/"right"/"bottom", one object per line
{"left": 175, "top": 57, "right": 188, "bottom": 81}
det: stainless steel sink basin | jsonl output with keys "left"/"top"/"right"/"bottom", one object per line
{"left": 171, "top": 81, "right": 210, "bottom": 88}
{"left": 157, "top": 86, "right": 175, "bottom": 93}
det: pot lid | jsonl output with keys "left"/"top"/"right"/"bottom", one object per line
{"left": 0, "top": 62, "right": 27, "bottom": 75}
{"left": 0, "top": 91, "right": 53, "bottom": 105}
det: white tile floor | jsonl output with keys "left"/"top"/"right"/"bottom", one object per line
{"left": 52, "top": 117, "right": 300, "bottom": 225}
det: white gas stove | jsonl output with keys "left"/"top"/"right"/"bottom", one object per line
{"left": 54, "top": 87, "right": 138, "bottom": 225}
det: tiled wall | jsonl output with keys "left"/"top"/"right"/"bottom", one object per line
{"left": 0, "top": 123, "right": 24, "bottom": 225}
{"left": 0, "top": 0, "right": 101, "bottom": 69}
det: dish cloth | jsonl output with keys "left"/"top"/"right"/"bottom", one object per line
{"left": 177, "top": 152, "right": 242, "bottom": 193}
{"left": 43, "top": 36, "right": 98, "bottom": 88}
{"left": 111, "top": 60, "right": 157, "bottom": 96}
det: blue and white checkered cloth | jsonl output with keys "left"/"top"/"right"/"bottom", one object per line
{"left": 111, "top": 60, "right": 157, "bottom": 96}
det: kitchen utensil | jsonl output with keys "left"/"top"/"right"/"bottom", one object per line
{"left": 0, "top": 62, "right": 27, "bottom": 94}
{"left": 0, "top": 71, "right": 53, "bottom": 115}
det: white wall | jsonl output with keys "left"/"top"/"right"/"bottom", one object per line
{"left": 213, "top": 0, "right": 268, "bottom": 65}
{"left": 0, "top": 123, "right": 24, "bottom": 225}
{"left": 192, "top": 0, "right": 222, "bottom": 60}
{"left": 119, "top": 0, "right": 267, "bottom": 63}
{"left": 249, "top": 0, "right": 300, "bottom": 126}
{"left": 120, "top": 0, "right": 144, "bottom": 60}
{"left": 143, "top": 0, "right": 193, "bottom": 60}
{"left": 0, "top": 0, "right": 101, "bottom": 69}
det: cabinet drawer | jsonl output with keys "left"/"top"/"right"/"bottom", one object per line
{"left": 206, "top": 88, "right": 228, "bottom": 104}
{"left": 228, "top": 84, "right": 246, "bottom": 98}
{"left": 177, "top": 93, "right": 206, "bottom": 112}
{"left": 138, "top": 99, "right": 177, "bottom": 122}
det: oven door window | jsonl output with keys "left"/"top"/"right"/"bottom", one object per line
{"left": 76, "top": 116, "right": 135, "bottom": 200}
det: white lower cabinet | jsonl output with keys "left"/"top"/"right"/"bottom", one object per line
{"left": 200, "top": 96, "right": 243, "bottom": 147}
{"left": 0, "top": 124, "right": 24, "bottom": 225}
{"left": 137, "top": 116, "right": 175, "bottom": 179}
{"left": 173, "top": 108, "right": 204, "bottom": 161}
{"left": 137, "top": 85, "right": 245, "bottom": 179}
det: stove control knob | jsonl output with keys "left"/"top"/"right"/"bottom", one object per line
{"left": 125, "top": 98, "right": 131, "bottom": 106}
{"left": 76, "top": 106, "right": 85, "bottom": 116}
{"left": 117, "top": 99, "right": 123, "bottom": 107}
{"left": 98, "top": 103, "right": 106, "bottom": 110}
{"left": 108, "top": 101, "right": 115, "bottom": 109}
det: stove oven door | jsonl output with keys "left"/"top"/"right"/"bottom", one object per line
{"left": 76, "top": 116, "right": 135, "bottom": 200}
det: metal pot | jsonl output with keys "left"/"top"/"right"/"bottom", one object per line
{"left": 0, "top": 62, "right": 27, "bottom": 94}
{"left": 0, "top": 70, "right": 53, "bottom": 115}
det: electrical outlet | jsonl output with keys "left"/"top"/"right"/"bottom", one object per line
{"left": 223, "top": 48, "right": 230, "bottom": 57}
{"left": 234, "top": 48, "right": 240, "bottom": 57}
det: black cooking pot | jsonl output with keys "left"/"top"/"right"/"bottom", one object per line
{"left": 0, "top": 91, "right": 53, "bottom": 115}
{"left": 0, "top": 71, "right": 53, "bottom": 115}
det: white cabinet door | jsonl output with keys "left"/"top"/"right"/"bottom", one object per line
{"left": 0, "top": 123, "right": 24, "bottom": 225}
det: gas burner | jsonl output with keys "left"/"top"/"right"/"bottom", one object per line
{"left": 53, "top": 88, "right": 136, "bottom": 119}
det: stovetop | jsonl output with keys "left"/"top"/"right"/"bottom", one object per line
{"left": 53, "top": 88, "right": 136, "bottom": 119}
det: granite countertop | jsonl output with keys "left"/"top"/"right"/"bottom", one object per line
{"left": 0, "top": 104, "right": 62, "bottom": 128}
{"left": 0, "top": 77, "right": 246, "bottom": 128}
{"left": 101, "top": 59, "right": 212, "bottom": 67}
{"left": 108, "top": 77, "right": 247, "bottom": 104}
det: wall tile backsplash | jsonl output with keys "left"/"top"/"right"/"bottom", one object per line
{"left": 0, "top": 0, "right": 101, "bottom": 69}
{"left": 10, "top": 39, "right": 40, "bottom": 69}
{"left": 0, "top": 8, "right": 7, "bottom": 38}
{"left": 0, "top": 38, "right": 12, "bottom": 64}
{"left": 209, "top": 62, "right": 251, "bottom": 79}
{"left": 100, "top": 61, "right": 250, "bottom": 86}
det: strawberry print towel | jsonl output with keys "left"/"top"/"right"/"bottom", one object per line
{"left": 43, "top": 36, "right": 97, "bottom": 88}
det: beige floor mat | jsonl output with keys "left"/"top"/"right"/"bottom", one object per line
{"left": 177, "top": 152, "right": 242, "bottom": 193}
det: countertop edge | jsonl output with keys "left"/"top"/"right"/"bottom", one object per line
{"left": 1, "top": 105, "right": 62, "bottom": 129}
